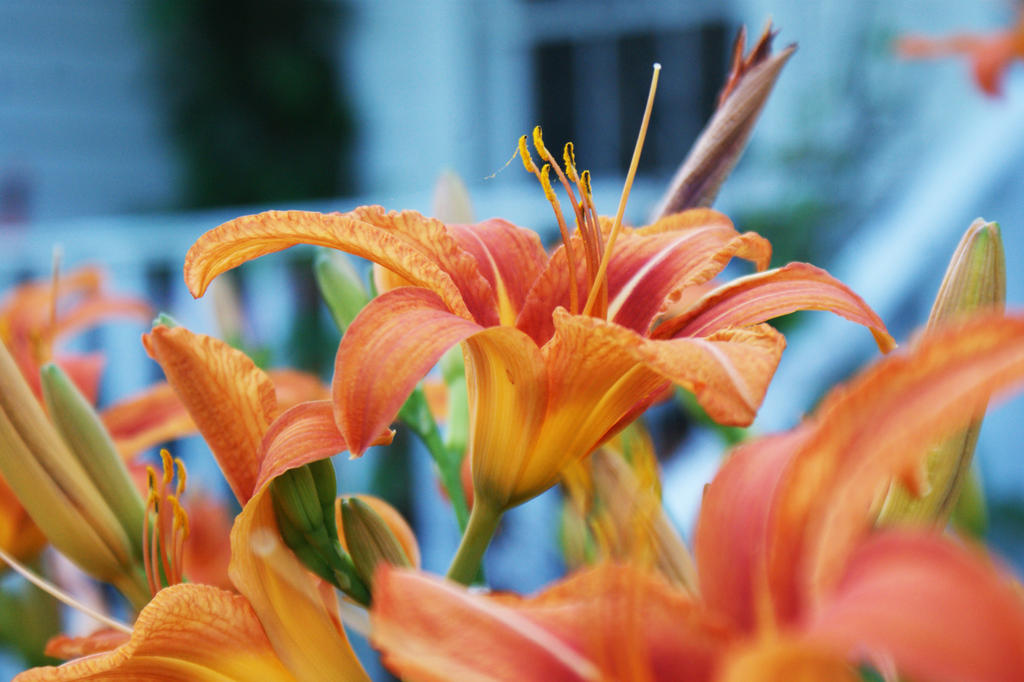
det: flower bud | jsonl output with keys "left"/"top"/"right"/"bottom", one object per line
{"left": 878, "top": 219, "right": 1004, "bottom": 526}
{"left": 339, "top": 497, "right": 413, "bottom": 589}
{"left": 0, "top": 343, "right": 148, "bottom": 606}
{"left": 314, "top": 249, "right": 370, "bottom": 334}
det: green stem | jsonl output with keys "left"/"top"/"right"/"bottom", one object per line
{"left": 400, "top": 387, "right": 470, "bottom": 530}
{"left": 446, "top": 498, "right": 501, "bottom": 585}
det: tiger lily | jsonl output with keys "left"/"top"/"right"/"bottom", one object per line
{"left": 19, "top": 324, "right": 399, "bottom": 680}
{"left": 371, "top": 312, "right": 1024, "bottom": 682}
{"left": 898, "top": 10, "right": 1024, "bottom": 96}
{"left": 183, "top": 125, "right": 892, "bottom": 580}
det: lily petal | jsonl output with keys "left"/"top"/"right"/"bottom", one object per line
{"left": 718, "top": 636, "right": 858, "bottom": 682}
{"left": 372, "top": 567, "right": 602, "bottom": 682}
{"left": 809, "top": 531, "right": 1024, "bottom": 682}
{"left": 333, "top": 287, "right": 483, "bottom": 455}
{"left": 17, "top": 584, "right": 295, "bottom": 681}
{"left": 606, "top": 224, "right": 771, "bottom": 334}
{"left": 372, "top": 564, "right": 732, "bottom": 682}
{"left": 656, "top": 262, "right": 895, "bottom": 352}
{"left": 143, "top": 325, "right": 277, "bottom": 503}
{"left": 102, "top": 382, "right": 196, "bottom": 459}
{"left": 184, "top": 208, "right": 485, "bottom": 323}
{"left": 768, "top": 314, "right": 1024, "bottom": 620}
{"left": 448, "top": 219, "right": 548, "bottom": 326}
{"left": 695, "top": 428, "right": 812, "bottom": 632}
{"left": 463, "top": 325, "right": 549, "bottom": 508}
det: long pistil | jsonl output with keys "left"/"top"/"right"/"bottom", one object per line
{"left": 582, "top": 63, "right": 661, "bottom": 318}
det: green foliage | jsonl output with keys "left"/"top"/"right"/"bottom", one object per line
{"left": 141, "top": 0, "right": 355, "bottom": 207}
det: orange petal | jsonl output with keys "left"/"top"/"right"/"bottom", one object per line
{"left": 448, "top": 218, "right": 548, "bottom": 326}
{"left": 230, "top": 486, "right": 370, "bottom": 681}
{"left": 606, "top": 223, "right": 771, "bottom": 334}
{"left": 0, "top": 474, "right": 46, "bottom": 561}
{"left": 656, "top": 262, "right": 895, "bottom": 352}
{"left": 102, "top": 382, "right": 196, "bottom": 459}
{"left": 266, "top": 368, "right": 330, "bottom": 407}
{"left": 184, "top": 207, "right": 489, "bottom": 323}
{"left": 768, "top": 314, "right": 1024, "bottom": 620}
{"left": 718, "top": 636, "right": 858, "bottom": 682}
{"left": 372, "top": 567, "right": 602, "bottom": 682}
{"left": 254, "top": 399, "right": 392, "bottom": 491}
{"left": 372, "top": 564, "right": 732, "bottom": 682}
{"left": 17, "top": 584, "right": 294, "bottom": 681}
{"left": 333, "top": 287, "right": 482, "bottom": 455}
{"left": 695, "top": 428, "right": 812, "bottom": 633}
{"left": 463, "top": 325, "right": 549, "bottom": 508}
{"left": 809, "top": 531, "right": 1024, "bottom": 682}
{"left": 44, "top": 629, "right": 130, "bottom": 660}
{"left": 54, "top": 295, "right": 151, "bottom": 342}
{"left": 182, "top": 493, "right": 234, "bottom": 590}
{"left": 143, "top": 325, "right": 277, "bottom": 503}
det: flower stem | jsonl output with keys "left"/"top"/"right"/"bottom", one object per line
{"left": 446, "top": 498, "right": 501, "bottom": 585}
{"left": 400, "top": 386, "right": 470, "bottom": 530}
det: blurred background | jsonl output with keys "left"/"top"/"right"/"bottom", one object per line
{"left": 2, "top": 0, "right": 1024, "bottom": 675}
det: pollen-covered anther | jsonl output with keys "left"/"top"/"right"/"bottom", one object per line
{"left": 142, "top": 449, "right": 190, "bottom": 596}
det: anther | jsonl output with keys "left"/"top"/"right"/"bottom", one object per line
{"left": 518, "top": 135, "right": 537, "bottom": 174}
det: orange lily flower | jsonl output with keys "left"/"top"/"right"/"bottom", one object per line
{"left": 20, "top": 324, "right": 397, "bottom": 680}
{"left": 371, "top": 313, "right": 1024, "bottom": 682}
{"left": 898, "top": 11, "right": 1024, "bottom": 96}
{"left": 183, "top": 169, "right": 892, "bottom": 521}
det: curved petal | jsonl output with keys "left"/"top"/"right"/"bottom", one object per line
{"left": 372, "top": 564, "right": 732, "bottom": 682}
{"left": 266, "top": 368, "right": 330, "bottom": 405}
{"left": 504, "top": 314, "right": 783, "bottom": 506}
{"left": 767, "top": 314, "right": 1024, "bottom": 621}
{"left": 515, "top": 236, "right": 589, "bottom": 346}
{"left": 184, "top": 208, "right": 490, "bottom": 323}
{"left": 231, "top": 486, "right": 369, "bottom": 682}
{"left": 717, "top": 636, "right": 858, "bottom": 682}
{"left": 695, "top": 428, "right": 812, "bottom": 633}
{"left": 16, "top": 584, "right": 295, "bottom": 681}
{"left": 656, "top": 262, "right": 895, "bottom": 352}
{"left": 54, "top": 296, "right": 151, "bottom": 342}
{"left": 333, "top": 287, "right": 483, "bottom": 455}
{"left": 632, "top": 207, "right": 735, "bottom": 236}
{"left": 371, "top": 567, "right": 602, "bottom": 682}
{"left": 102, "top": 382, "right": 196, "bottom": 459}
{"left": 44, "top": 629, "right": 130, "bottom": 660}
{"left": 255, "top": 400, "right": 393, "bottom": 491}
{"left": 808, "top": 531, "right": 1024, "bottom": 682}
{"left": 448, "top": 218, "right": 548, "bottom": 325}
{"left": 606, "top": 228, "right": 771, "bottom": 334}
{"left": 144, "top": 325, "right": 277, "bottom": 504}
{"left": 463, "top": 325, "right": 549, "bottom": 509}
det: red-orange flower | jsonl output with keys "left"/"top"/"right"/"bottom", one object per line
{"left": 370, "top": 313, "right": 1024, "bottom": 682}
{"left": 898, "top": 11, "right": 1024, "bottom": 96}
{"left": 184, "top": 196, "right": 891, "bottom": 514}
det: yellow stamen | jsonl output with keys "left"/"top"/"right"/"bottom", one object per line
{"left": 175, "top": 458, "right": 187, "bottom": 497}
{"left": 563, "top": 142, "right": 579, "bottom": 182}
{"left": 532, "top": 125, "right": 550, "bottom": 160}
{"left": 520, "top": 147, "right": 580, "bottom": 313}
{"left": 583, "top": 63, "right": 661, "bottom": 317}
{"left": 160, "top": 448, "right": 174, "bottom": 486}
{"left": 142, "top": 452, "right": 190, "bottom": 595}
{"left": 517, "top": 135, "right": 537, "bottom": 174}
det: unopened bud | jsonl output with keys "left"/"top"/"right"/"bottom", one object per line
{"left": 878, "top": 219, "right": 1004, "bottom": 526}
{"left": 270, "top": 463, "right": 371, "bottom": 605}
{"left": 40, "top": 363, "right": 146, "bottom": 556}
{"left": 314, "top": 249, "right": 370, "bottom": 334}
{"left": 432, "top": 170, "right": 475, "bottom": 224}
{"left": 340, "top": 497, "right": 412, "bottom": 588}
